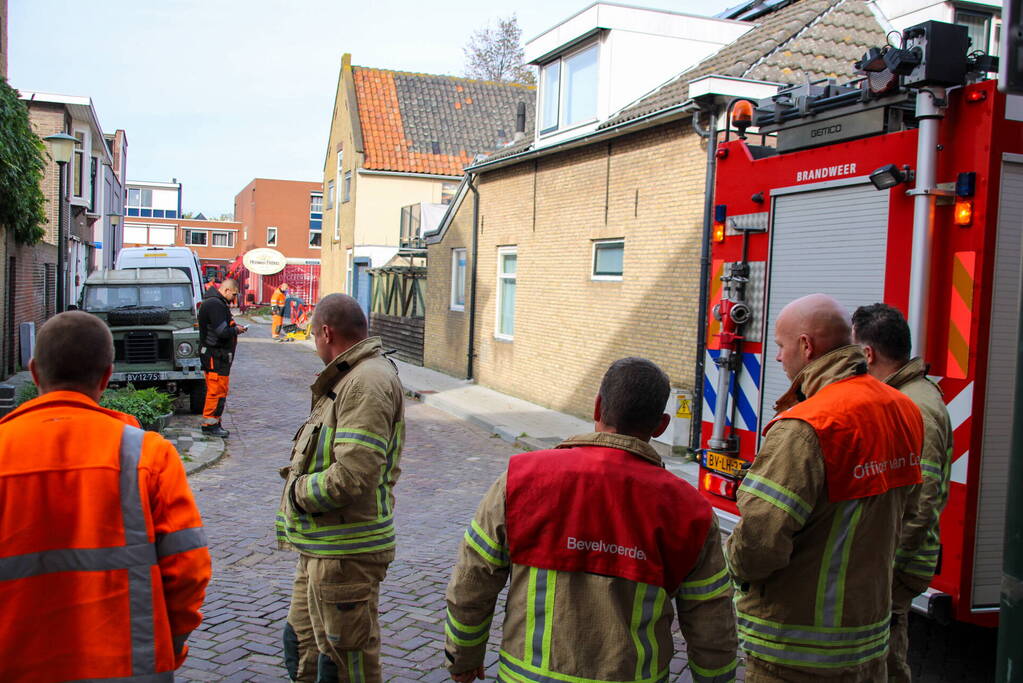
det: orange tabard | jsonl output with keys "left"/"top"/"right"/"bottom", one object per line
{"left": 765, "top": 375, "right": 924, "bottom": 502}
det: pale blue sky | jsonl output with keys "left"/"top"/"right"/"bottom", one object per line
{"left": 10, "top": 0, "right": 737, "bottom": 216}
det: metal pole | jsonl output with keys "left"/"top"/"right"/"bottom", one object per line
{"left": 690, "top": 106, "right": 718, "bottom": 454}
{"left": 55, "top": 161, "right": 66, "bottom": 314}
{"left": 466, "top": 176, "right": 480, "bottom": 381}
{"left": 996, "top": 269, "right": 1023, "bottom": 682}
{"left": 906, "top": 87, "right": 946, "bottom": 360}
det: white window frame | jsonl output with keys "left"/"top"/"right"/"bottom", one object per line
{"left": 592, "top": 238, "right": 624, "bottom": 281}
{"left": 309, "top": 231, "right": 322, "bottom": 249}
{"left": 266, "top": 226, "right": 278, "bottom": 246}
{"left": 538, "top": 41, "right": 600, "bottom": 137}
{"left": 334, "top": 150, "right": 343, "bottom": 240}
{"left": 184, "top": 229, "right": 208, "bottom": 246}
{"left": 327, "top": 180, "right": 335, "bottom": 210}
{"left": 495, "top": 246, "right": 517, "bottom": 341}
{"left": 450, "top": 248, "right": 467, "bottom": 311}
{"left": 211, "top": 231, "right": 235, "bottom": 248}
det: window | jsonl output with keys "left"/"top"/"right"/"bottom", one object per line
{"left": 184, "top": 230, "right": 208, "bottom": 246}
{"left": 124, "top": 224, "right": 148, "bottom": 243}
{"left": 309, "top": 231, "right": 322, "bottom": 248}
{"left": 267, "top": 226, "right": 278, "bottom": 246}
{"left": 592, "top": 239, "right": 624, "bottom": 280}
{"left": 73, "top": 132, "right": 85, "bottom": 197}
{"left": 211, "top": 231, "right": 235, "bottom": 247}
{"left": 496, "top": 247, "right": 517, "bottom": 339}
{"left": 539, "top": 42, "right": 599, "bottom": 134}
{"left": 309, "top": 192, "right": 323, "bottom": 245}
{"left": 956, "top": 8, "right": 997, "bottom": 55}
{"left": 327, "top": 180, "right": 335, "bottom": 210}
{"left": 310, "top": 193, "right": 323, "bottom": 213}
{"left": 441, "top": 182, "right": 459, "bottom": 205}
{"left": 450, "top": 248, "right": 467, "bottom": 311}
{"left": 343, "top": 171, "right": 352, "bottom": 202}
{"left": 148, "top": 226, "right": 175, "bottom": 246}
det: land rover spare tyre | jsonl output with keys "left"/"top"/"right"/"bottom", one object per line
{"left": 107, "top": 306, "right": 171, "bottom": 326}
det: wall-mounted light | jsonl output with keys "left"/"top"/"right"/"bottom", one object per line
{"left": 869, "top": 163, "right": 913, "bottom": 190}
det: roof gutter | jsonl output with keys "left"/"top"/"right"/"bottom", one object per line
{"left": 358, "top": 168, "right": 462, "bottom": 181}
{"left": 467, "top": 98, "right": 701, "bottom": 173}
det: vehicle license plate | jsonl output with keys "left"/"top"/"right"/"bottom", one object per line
{"left": 125, "top": 372, "right": 161, "bottom": 382}
{"left": 706, "top": 451, "right": 745, "bottom": 477}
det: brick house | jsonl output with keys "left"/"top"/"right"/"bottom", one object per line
{"left": 3, "top": 92, "right": 124, "bottom": 376}
{"left": 319, "top": 54, "right": 536, "bottom": 310}
{"left": 422, "top": 0, "right": 896, "bottom": 443}
{"left": 233, "top": 178, "right": 322, "bottom": 260}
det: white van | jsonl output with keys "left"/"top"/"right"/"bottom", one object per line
{"left": 115, "top": 246, "right": 205, "bottom": 307}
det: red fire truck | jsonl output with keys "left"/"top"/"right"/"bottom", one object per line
{"left": 697, "top": 21, "right": 1021, "bottom": 627}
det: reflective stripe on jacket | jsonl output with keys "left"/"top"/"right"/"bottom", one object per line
{"left": 446, "top": 433, "right": 738, "bottom": 683}
{"left": 276, "top": 337, "right": 404, "bottom": 560}
{"left": 0, "top": 391, "right": 211, "bottom": 682}
{"left": 271, "top": 288, "right": 286, "bottom": 316}
{"left": 726, "top": 347, "right": 917, "bottom": 678}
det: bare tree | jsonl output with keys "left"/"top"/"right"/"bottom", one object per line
{"left": 463, "top": 14, "right": 536, "bottom": 85}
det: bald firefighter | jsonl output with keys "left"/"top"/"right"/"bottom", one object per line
{"left": 0, "top": 312, "right": 211, "bottom": 682}
{"left": 445, "top": 357, "right": 738, "bottom": 683}
{"left": 727, "top": 294, "right": 924, "bottom": 682}
{"left": 853, "top": 303, "right": 953, "bottom": 683}
{"left": 271, "top": 282, "right": 289, "bottom": 340}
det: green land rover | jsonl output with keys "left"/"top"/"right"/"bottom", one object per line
{"left": 79, "top": 268, "right": 206, "bottom": 413}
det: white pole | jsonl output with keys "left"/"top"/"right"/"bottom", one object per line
{"left": 907, "top": 87, "right": 946, "bottom": 360}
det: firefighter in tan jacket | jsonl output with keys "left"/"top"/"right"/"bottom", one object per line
{"left": 277, "top": 294, "right": 404, "bottom": 683}
{"left": 726, "top": 295, "right": 924, "bottom": 682}
{"left": 445, "top": 358, "right": 738, "bottom": 683}
{"left": 853, "top": 304, "right": 953, "bottom": 682}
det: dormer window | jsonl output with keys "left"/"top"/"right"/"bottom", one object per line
{"left": 539, "top": 42, "right": 599, "bottom": 134}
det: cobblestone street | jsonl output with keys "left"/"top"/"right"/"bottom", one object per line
{"left": 176, "top": 321, "right": 997, "bottom": 682}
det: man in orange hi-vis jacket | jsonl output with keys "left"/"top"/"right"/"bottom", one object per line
{"left": 0, "top": 311, "right": 211, "bottom": 683}
{"left": 271, "top": 281, "right": 289, "bottom": 339}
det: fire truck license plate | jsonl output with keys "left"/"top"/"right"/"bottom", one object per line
{"left": 707, "top": 451, "right": 745, "bottom": 477}
{"left": 124, "top": 372, "right": 161, "bottom": 382}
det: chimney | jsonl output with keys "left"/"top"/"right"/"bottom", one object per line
{"left": 513, "top": 101, "right": 527, "bottom": 141}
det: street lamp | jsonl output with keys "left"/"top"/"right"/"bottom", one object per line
{"left": 44, "top": 132, "right": 78, "bottom": 313}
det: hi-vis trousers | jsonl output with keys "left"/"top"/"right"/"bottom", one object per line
{"left": 284, "top": 555, "right": 388, "bottom": 683}
{"left": 200, "top": 347, "right": 232, "bottom": 426}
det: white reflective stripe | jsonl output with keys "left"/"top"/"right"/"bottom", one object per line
{"left": 0, "top": 543, "right": 157, "bottom": 581}
{"left": 119, "top": 425, "right": 157, "bottom": 677}
{"left": 68, "top": 673, "right": 175, "bottom": 682}
{"left": 156, "top": 527, "right": 207, "bottom": 558}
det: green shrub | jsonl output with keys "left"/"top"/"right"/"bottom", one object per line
{"left": 0, "top": 77, "right": 47, "bottom": 245}
{"left": 100, "top": 385, "right": 174, "bottom": 428}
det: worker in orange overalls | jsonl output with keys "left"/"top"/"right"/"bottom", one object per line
{"left": 0, "top": 311, "right": 211, "bottom": 682}
{"left": 271, "top": 282, "right": 289, "bottom": 340}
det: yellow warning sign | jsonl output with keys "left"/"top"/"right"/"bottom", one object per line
{"left": 676, "top": 396, "right": 692, "bottom": 419}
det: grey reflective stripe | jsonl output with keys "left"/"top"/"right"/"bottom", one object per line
{"left": 120, "top": 425, "right": 157, "bottom": 676}
{"left": 819, "top": 500, "right": 862, "bottom": 627}
{"left": 531, "top": 569, "right": 550, "bottom": 667}
{"left": 499, "top": 653, "right": 669, "bottom": 683}
{"left": 634, "top": 583, "right": 659, "bottom": 679}
{"left": 285, "top": 517, "right": 393, "bottom": 539}
{"left": 741, "top": 636, "right": 888, "bottom": 667}
{"left": 335, "top": 430, "right": 387, "bottom": 452}
{"left": 156, "top": 527, "right": 207, "bottom": 558}
{"left": 737, "top": 615, "right": 889, "bottom": 643}
{"left": 119, "top": 426, "right": 148, "bottom": 545}
{"left": 289, "top": 533, "right": 396, "bottom": 552}
{"left": 347, "top": 650, "right": 364, "bottom": 683}
{"left": 0, "top": 543, "right": 157, "bottom": 580}
{"left": 739, "top": 473, "right": 812, "bottom": 525}
{"left": 66, "top": 673, "right": 175, "bottom": 682}
{"left": 691, "top": 659, "right": 738, "bottom": 683}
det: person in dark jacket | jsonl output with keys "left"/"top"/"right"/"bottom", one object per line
{"left": 197, "top": 279, "right": 247, "bottom": 437}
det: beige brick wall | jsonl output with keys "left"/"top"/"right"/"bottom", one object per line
{"left": 26, "top": 103, "right": 66, "bottom": 246}
{"left": 424, "top": 190, "right": 475, "bottom": 377}
{"left": 426, "top": 121, "right": 708, "bottom": 419}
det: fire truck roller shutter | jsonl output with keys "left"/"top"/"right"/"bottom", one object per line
{"left": 972, "top": 157, "right": 1023, "bottom": 608}
{"left": 760, "top": 181, "right": 890, "bottom": 430}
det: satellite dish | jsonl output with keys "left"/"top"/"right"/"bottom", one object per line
{"left": 242, "top": 248, "right": 286, "bottom": 275}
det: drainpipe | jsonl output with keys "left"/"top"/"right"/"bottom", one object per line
{"left": 466, "top": 175, "right": 480, "bottom": 380}
{"left": 690, "top": 104, "right": 719, "bottom": 455}
{"left": 906, "top": 87, "right": 946, "bottom": 360}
